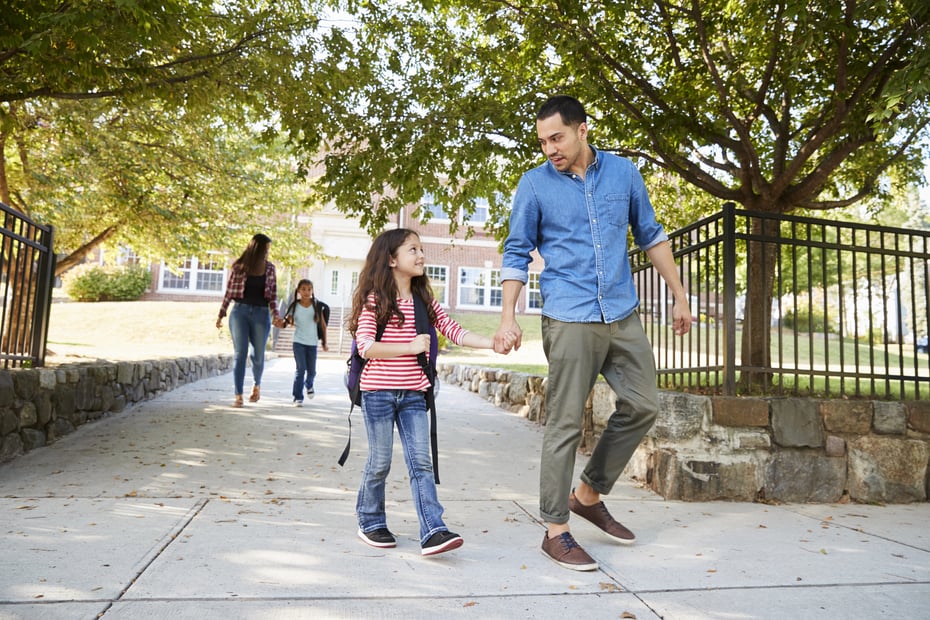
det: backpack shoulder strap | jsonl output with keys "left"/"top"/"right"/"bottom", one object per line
{"left": 412, "top": 293, "right": 440, "bottom": 484}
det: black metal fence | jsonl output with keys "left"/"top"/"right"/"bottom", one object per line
{"left": 1, "top": 202, "right": 55, "bottom": 369}
{"left": 632, "top": 202, "right": 930, "bottom": 399}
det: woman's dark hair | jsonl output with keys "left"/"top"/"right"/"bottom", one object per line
{"left": 234, "top": 233, "right": 272, "bottom": 275}
{"left": 537, "top": 95, "right": 586, "bottom": 127}
{"left": 348, "top": 228, "right": 436, "bottom": 334}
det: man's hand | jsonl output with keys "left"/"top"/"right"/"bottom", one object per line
{"left": 494, "top": 320, "right": 522, "bottom": 354}
{"left": 672, "top": 299, "right": 693, "bottom": 336}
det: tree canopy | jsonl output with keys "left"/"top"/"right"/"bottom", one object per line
{"left": 1, "top": 0, "right": 330, "bottom": 274}
{"left": 287, "top": 0, "right": 929, "bottom": 233}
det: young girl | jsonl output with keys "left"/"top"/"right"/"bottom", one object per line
{"left": 283, "top": 279, "right": 328, "bottom": 406}
{"left": 349, "top": 228, "right": 514, "bottom": 557}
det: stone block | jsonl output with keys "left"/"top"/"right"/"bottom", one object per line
{"left": 651, "top": 391, "right": 708, "bottom": 441}
{"left": 507, "top": 374, "right": 529, "bottom": 405}
{"left": 12, "top": 370, "right": 38, "bottom": 401}
{"left": 20, "top": 428, "right": 46, "bottom": 451}
{"left": 18, "top": 402, "right": 38, "bottom": 427}
{"left": 1, "top": 408, "right": 18, "bottom": 435}
{"left": 734, "top": 430, "right": 771, "bottom": 450}
{"left": 825, "top": 435, "right": 846, "bottom": 457}
{"left": 772, "top": 398, "right": 823, "bottom": 448}
{"left": 651, "top": 449, "right": 763, "bottom": 501}
{"left": 0, "top": 433, "right": 24, "bottom": 462}
{"left": 904, "top": 401, "right": 930, "bottom": 434}
{"left": 0, "top": 372, "right": 13, "bottom": 408}
{"left": 822, "top": 400, "right": 872, "bottom": 434}
{"left": 873, "top": 401, "right": 907, "bottom": 435}
{"left": 38, "top": 368, "right": 57, "bottom": 389}
{"left": 117, "top": 361, "right": 135, "bottom": 385}
{"left": 712, "top": 396, "right": 769, "bottom": 427}
{"left": 764, "top": 449, "right": 846, "bottom": 503}
{"left": 848, "top": 436, "right": 929, "bottom": 503}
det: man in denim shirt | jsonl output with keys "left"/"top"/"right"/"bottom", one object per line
{"left": 495, "top": 95, "right": 692, "bottom": 571}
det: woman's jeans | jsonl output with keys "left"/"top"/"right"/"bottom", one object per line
{"left": 292, "top": 342, "right": 318, "bottom": 401}
{"left": 356, "top": 389, "right": 446, "bottom": 545}
{"left": 228, "top": 303, "right": 271, "bottom": 395}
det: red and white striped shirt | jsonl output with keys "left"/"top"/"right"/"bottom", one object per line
{"left": 357, "top": 296, "right": 467, "bottom": 392}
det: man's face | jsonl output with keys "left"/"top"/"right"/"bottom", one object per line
{"left": 536, "top": 114, "right": 587, "bottom": 173}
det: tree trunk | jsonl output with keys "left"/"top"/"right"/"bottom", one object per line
{"left": 738, "top": 216, "right": 779, "bottom": 392}
{"left": 53, "top": 226, "right": 118, "bottom": 276}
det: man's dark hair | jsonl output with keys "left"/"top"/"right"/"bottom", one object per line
{"left": 537, "top": 95, "right": 586, "bottom": 126}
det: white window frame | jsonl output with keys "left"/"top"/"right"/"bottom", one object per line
{"left": 526, "top": 271, "right": 543, "bottom": 313}
{"left": 418, "top": 193, "right": 450, "bottom": 222}
{"left": 457, "top": 266, "right": 503, "bottom": 310}
{"left": 158, "top": 254, "right": 227, "bottom": 295}
{"left": 426, "top": 264, "right": 449, "bottom": 306}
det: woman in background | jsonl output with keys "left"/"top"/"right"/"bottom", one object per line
{"left": 216, "top": 233, "right": 282, "bottom": 407}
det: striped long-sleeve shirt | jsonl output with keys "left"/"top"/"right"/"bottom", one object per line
{"left": 357, "top": 296, "right": 467, "bottom": 393}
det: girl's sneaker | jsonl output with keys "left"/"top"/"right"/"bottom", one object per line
{"left": 293, "top": 399, "right": 303, "bottom": 407}
{"left": 306, "top": 388, "right": 315, "bottom": 399}
{"left": 421, "top": 531, "right": 463, "bottom": 556}
{"left": 358, "top": 528, "right": 396, "bottom": 548}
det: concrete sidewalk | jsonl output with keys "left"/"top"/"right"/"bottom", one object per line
{"left": 1, "top": 357, "right": 928, "bottom": 620}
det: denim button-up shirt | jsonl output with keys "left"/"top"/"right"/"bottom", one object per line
{"left": 502, "top": 147, "right": 668, "bottom": 324}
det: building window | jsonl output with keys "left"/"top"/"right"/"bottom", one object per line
{"left": 458, "top": 267, "right": 502, "bottom": 309}
{"left": 417, "top": 193, "right": 449, "bottom": 222}
{"left": 464, "top": 197, "right": 490, "bottom": 225}
{"left": 159, "top": 256, "right": 226, "bottom": 294}
{"left": 330, "top": 270, "right": 339, "bottom": 297}
{"left": 194, "top": 254, "right": 226, "bottom": 292}
{"left": 427, "top": 265, "right": 448, "bottom": 305}
{"left": 161, "top": 259, "right": 193, "bottom": 290}
{"left": 116, "top": 247, "right": 142, "bottom": 266}
{"left": 527, "top": 272, "right": 543, "bottom": 311}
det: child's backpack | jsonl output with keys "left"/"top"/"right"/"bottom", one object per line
{"left": 339, "top": 293, "right": 441, "bottom": 481}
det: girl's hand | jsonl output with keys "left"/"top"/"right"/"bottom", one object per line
{"left": 215, "top": 318, "right": 223, "bottom": 329}
{"left": 409, "top": 333, "right": 431, "bottom": 355}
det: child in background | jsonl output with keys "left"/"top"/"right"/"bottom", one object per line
{"left": 283, "top": 279, "right": 328, "bottom": 407}
{"left": 348, "top": 228, "right": 515, "bottom": 557}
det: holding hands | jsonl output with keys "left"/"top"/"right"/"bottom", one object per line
{"left": 494, "top": 320, "right": 522, "bottom": 354}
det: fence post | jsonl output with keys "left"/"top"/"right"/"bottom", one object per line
{"left": 31, "top": 226, "right": 55, "bottom": 367}
{"left": 722, "top": 202, "right": 737, "bottom": 395}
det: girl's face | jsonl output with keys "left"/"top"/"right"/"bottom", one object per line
{"left": 298, "top": 283, "right": 313, "bottom": 299}
{"left": 390, "top": 234, "right": 425, "bottom": 279}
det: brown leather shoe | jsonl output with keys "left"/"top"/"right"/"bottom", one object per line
{"left": 249, "top": 385, "right": 260, "bottom": 402}
{"left": 540, "top": 532, "right": 598, "bottom": 571}
{"left": 569, "top": 490, "right": 636, "bottom": 545}
{"left": 233, "top": 394, "right": 244, "bottom": 408}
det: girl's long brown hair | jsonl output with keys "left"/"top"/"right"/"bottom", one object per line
{"left": 347, "top": 229, "right": 436, "bottom": 334}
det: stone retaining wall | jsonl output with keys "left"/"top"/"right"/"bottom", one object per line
{"left": 0, "top": 355, "right": 232, "bottom": 464}
{"left": 438, "top": 363, "right": 930, "bottom": 504}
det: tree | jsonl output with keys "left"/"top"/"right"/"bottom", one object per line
{"left": 1, "top": 0, "right": 330, "bottom": 272}
{"left": 285, "top": 0, "right": 930, "bottom": 390}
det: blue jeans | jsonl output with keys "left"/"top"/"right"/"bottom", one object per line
{"left": 292, "top": 342, "right": 318, "bottom": 401}
{"left": 356, "top": 390, "right": 446, "bottom": 544}
{"left": 228, "top": 303, "right": 271, "bottom": 395}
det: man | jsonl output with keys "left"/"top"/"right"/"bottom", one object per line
{"left": 494, "top": 95, "right": 692, "bottom": 571}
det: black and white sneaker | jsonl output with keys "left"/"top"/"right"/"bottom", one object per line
{"left": 358, "top": 528, "right": 396, "bottom": 548}
{"left": 306, "top": 388, "right": 315, "bottom": 399}
{"left": 421, "top": 530, "right": 463, "bottom": 556}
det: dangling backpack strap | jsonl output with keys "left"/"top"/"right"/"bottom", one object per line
{"left": 337, "top": 319, "right": 386, "bottom": 468}
{"left": 412, "top": 294, "right": 440, "bottom": 484}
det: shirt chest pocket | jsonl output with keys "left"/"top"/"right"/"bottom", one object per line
{"left": 600, "top": 193, "right": 630, "bottom": 231}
